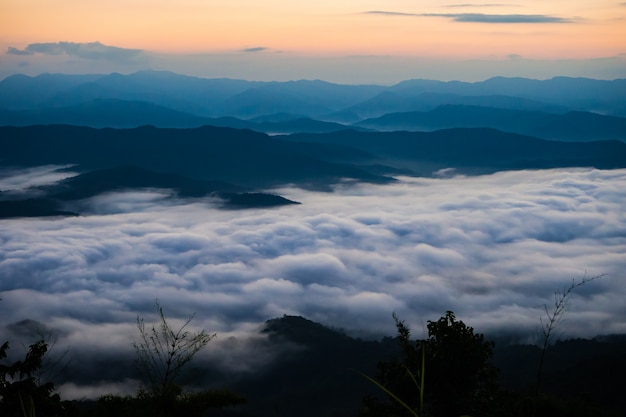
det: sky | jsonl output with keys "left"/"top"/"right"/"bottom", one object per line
{"left": 1, "top": 1, "right": 626, "bottom": 83}
{"left": 1, "top": 166, "right": 625, "bottom": 397}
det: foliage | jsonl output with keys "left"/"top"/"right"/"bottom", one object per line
{"left": 88, "top": 388, "right": 246, "bottom": 417}
{"left": 0, "top": 340, "right": 66, "bottom": 417}
{"left": 424, "top": 311, "right": 500, "bottom": 417}
{"left": 360, "top": 311, "right": 502, "bottom": 417}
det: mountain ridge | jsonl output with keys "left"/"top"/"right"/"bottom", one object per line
{"left": 2, "top": 71, "right": 625, "bottom": 119}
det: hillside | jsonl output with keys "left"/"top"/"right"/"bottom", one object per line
{"left": 19, "top": 314, "right": 623, "bottom": 417}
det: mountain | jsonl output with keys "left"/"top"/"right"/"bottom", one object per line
{"left": 215, "top": 79, "right": 385, "bottom": 117}
{"left": 0, "top": 165, "right": 301, "bottom": 218}
{"left": 286, "top": 128, "right": 626, "bottom": 175}
{"left": 39, "top": 71, "right": 264, "bottom": 116}
{"left": 0, "top": 125, "right": 389, "bottom": 189}
{"left": 0, "top": 73, "right": 103, "bottom": 110}
{"left": 356, "top": 105, "right": 626, "bottom": 142}
{"left": 339, "top": 91, "right": 570, "bottom": 120}
{"left": 0, "top": 99, "right": 211, "bottom": 128}
{"left": 391, "top": 76, "right": 626, "bottom": 116}
{"left": 0, "top": 71, "right": 383, "bottom": 119}
{"left": 2, "top": 125, "right": 625, "bottom": 191}
{"left": 0, "top": 198, "right": 78, "bottom": 218}
{"left": 188, "top": 115, "right": 360, "bottom": 134}
{"left": 49, "top": 165, "right": 245, "bottom": 199}
{"left": 55, "top": 315, "right": 626, "bottom": 417}
{"left": 224, "top": 316, "right": 399, "bottom": 417}
{"left": 216, "top": 85, "right": 335, "bottom": 118}
{"left": 0, "top": 102, "right": 362, "bottom": 133}
{"left": 2, "top": 72, "right": 625, "bottom": 123}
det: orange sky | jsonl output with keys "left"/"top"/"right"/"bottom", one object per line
{"left": 1, "top": 1, "right": 625, "bottom": 82}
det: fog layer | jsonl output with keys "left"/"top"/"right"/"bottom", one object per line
{"left": 1, "top": 168, "right": 624, "bottom": 392}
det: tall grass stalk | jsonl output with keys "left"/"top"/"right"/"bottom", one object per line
{"left": 535, "top": 273, "right": 604, "bottom": 395}
{"left": 19, "top": 393, "right": 36, "bottom": 417}
{"left": 360, "top": 340, "right": 426, "bottom": 417}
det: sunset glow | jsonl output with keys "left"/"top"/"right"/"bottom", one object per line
{"left": 1, "top": 1, "right": 625, "bottom": 85}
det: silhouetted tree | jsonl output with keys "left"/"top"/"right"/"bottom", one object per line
{"left": 127, "top": 300, "right": 245, "bottom": 417}
{"left": 134, "top": 299, "right": 215, "bottom": 399}
{"left": 424, "top": 311, "right": 500, "bottom": 417}
{"left": 0, "top": 340, "right": 66, "bottom": 417}
{"left": 360, "top": 311, "right": 502, "bottom": 417}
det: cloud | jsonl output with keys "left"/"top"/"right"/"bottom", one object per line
{"left": 1, "top": 168, "right": 625, "bottom": 391}
{"left": 6, "top": 47, "right": 33, "bottom": 56}
{"left": 443, "top": 3, "right": 519, "bottom": 7}
{"left": 0, "top": 165, "right": 78, "bottom": 192}
{"left": 6, "top": 41, "right": 144, "bottom": 61}
{"left": 241, "top": 46, "right": 269, "bottom": 53}
{"left": 441, "top": 13, "right": 572, "bottom": 23}
{"left": 365, "top": 11, "right": 419, "bottom": 17}
{"left": 364, "top": 11, "right": 572, "bottom": 23}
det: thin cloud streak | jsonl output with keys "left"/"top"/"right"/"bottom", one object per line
{"left": 443, "top": 3, "right": 520, "bottom": 7}
{"left": 241, "top": 47, "right": 269, "bottom": 53}
{"left": 364, "top": 11, "right": 573, "bottom": 23}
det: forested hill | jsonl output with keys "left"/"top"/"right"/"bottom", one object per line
{"left": 2, "top": 124, "right": 625, "bottom": 218}
{"left": 3, "top": 125, "right": 625, "bottom": 186}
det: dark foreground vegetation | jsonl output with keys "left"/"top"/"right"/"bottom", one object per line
{"left": 2, "top": 306, "right": 625, "bottom": 417}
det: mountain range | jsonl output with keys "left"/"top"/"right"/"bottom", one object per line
{"left": 1, "top": 71, "right": 625, "bottom": 219}
{"left": 2, "top": 123, "right": 625, "bottom": 218}
{"left": 1, "top": 71, "right": 625, "bottom": 141}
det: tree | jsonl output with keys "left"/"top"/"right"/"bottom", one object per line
{"left": 360, "top": 311, "right": 501, "bottom": 417}
{"left": 424, "top": 311, "right": 500, "bottom": 417}
{"left": 134, "top": 299, "right": 215, "bottom": 399}
{"left": 129, "top": 300, "right": 245, "bottom": 417}
{"left": 0, "top": 340, "right": 66, "bottom": 417}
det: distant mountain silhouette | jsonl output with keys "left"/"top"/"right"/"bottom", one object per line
{"left": 217, "top": 86, "right": 334, "bottom": 118}
{"left": 0, "top": 125, "right": 389, "bottom": 189}
{"left": 391, "top": 76, "right": 626, "bottom": 116}
{"left": 0, "top": 73, "right": 103, "bottom": 110}
{"left": 2, "top": 125, "right": 624, "bottom": 212}
{"left": 3, "top": 125, "right": 625, "bottom": 186}
{"left": 339, "top": 92, "right": 569, "bottom": 120}
{"left": 2, "top": 72, "right": 625, "bottom": 122}
{"left": 356, "top": 105, "right": 626, "bottom": 142}
{"left": 0, "top": 101, "right": 371, "bottom": 134}
{"left": 0, "top": 99, "right": 210, "bottom": 128}
{"left": 36, "top": 70, "right": 264, "bottom": 116}
{"left": 287, "top": 127, "right": 626, "bottom": 175}
{"left": 195, "top": 115, "right": 367, "bottom": 134}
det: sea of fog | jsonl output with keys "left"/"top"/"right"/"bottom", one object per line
{"left": 1, "top": 167, "right": 625, "bottom": 397}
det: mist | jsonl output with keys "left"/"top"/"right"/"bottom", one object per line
{"left": 1, "top": 167, "right": 625, "bottom": 397}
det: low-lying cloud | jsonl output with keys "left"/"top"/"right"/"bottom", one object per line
{"left": 6, "top": 41, "right": 145, "bottom": 61}
{"left": 1, "top": 168, "right": 625, "bottom": 394}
